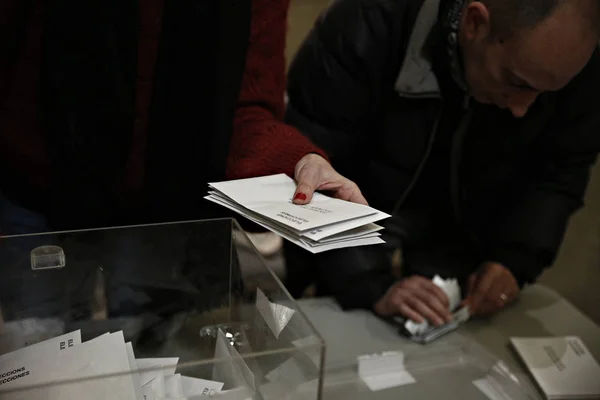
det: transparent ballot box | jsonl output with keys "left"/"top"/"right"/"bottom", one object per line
{"left": 323, "top": 337, "right": 536, "bottom": 400}
{"left": 0, "top": 219, "right": 325, "bottom": 400}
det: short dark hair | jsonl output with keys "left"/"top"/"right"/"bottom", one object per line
{"left": 476, "top": 0, "right": 600, "bottom": 37}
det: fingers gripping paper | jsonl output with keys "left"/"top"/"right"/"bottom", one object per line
{"left": 404, "top": 275, "right": 465, "bottom": 338}
{"left": 206, "top": 174, "right": 390, "bottom": 253}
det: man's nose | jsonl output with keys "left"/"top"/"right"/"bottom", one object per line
{"left": 508, "top": 91, "right": 539, "bottom": 118}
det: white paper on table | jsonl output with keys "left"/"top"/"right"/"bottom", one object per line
{"left": 205, "top": 195, "right": 384, "bottom": 253}
{"left": 256, "top": 288, "right": 295, "bottom": 339}
{"left": 357, "top": 351, "right": 416, "bottom": 392}
{"left": 0, "top": 331, "right": 137, "bottom": 400}
{"left": 126, "top": 342, "right": 144, "bottom": 400}
{"left": 137, "top": 357, "right": 179, "bottom": 386}
{"left": 181, "top": 376, "right": 224, "bottom": 397}
{"left": 361, "top": 372, "right": 416, "bottom": 392}
{"left": 143, "top": 370, "right": 166, "bottom": 400}
{"left": 510, "top": 336, "right": 600, "bottom": 399}
{"left": 213, "top": 329, "right": 255, "bottom": 392}
{"left": 209, "top": 174, "right": 379, "bottom": 232}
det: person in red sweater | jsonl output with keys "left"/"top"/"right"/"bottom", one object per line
{"left": 0, "top": 0, "right": 362, "bottom": 234}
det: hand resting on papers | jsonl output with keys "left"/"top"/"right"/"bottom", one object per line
{"left": 292, "top": 154, "right": 368, "bottom": 206}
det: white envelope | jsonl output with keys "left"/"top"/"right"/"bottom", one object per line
{"left": 209, "top": 174, "right": 378, "bottom": 232}
{"left": 205, "top": 195, "right": 384, "bottom": 253}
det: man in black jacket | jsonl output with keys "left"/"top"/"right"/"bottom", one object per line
{"left": 284, "top": 0, "right": 600, "bottom": 325}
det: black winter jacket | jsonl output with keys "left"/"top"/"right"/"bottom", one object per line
{"left": 285, "top": 0, "right": 600, "bottom": 309}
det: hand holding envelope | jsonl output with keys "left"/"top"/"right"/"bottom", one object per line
{"left": 205, "top": 174, "right": 390, "bottom": 253}
{"left": 292, "top": 153, "right": 368, "bottom": 206}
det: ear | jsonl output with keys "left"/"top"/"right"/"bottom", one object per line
{"left": 461, "top": 1, "right": 492, "bottom": 41}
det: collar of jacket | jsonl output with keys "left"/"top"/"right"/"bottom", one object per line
{"left": 394, "top": 0, "right": 453, "bottom": 97}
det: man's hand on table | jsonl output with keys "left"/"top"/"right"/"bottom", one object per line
{"left": 465, "top": 262, "right": 520, "bottom": 316}
{"left": 374, "top": 276, "right": 453, "bottom": 327}
{"left": 292, "top": 154, "right": 368, "bottom": 205}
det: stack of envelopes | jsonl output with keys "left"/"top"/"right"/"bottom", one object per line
{"left": 205, "top": 174, "right": 390, "bottom": 253}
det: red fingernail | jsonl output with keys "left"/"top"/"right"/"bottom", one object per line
{"left": 294, "top": 193, "right": 307, "bottom": 201}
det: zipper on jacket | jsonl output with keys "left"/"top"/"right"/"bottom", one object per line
{"left": 392, "top": 100, "right": 444, "bottom": 216}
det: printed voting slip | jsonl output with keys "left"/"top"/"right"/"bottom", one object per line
{"left": 0, "top": 331, "right": 138, "bottom": 400}
{"left": 0, "top": 329, "right": 81, "bottom": 368}
{"left": 209, "top": 174, "right": 378, "bottom": 232}
{"left": 510, "top": 336, "right": 600, "bottom": 399}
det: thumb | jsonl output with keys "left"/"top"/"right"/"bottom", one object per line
{"left": 293, "top": 183, "right": 316, "bottom": 205}
{"left": 293, "top": 167, "right": 319, "bottom": 205}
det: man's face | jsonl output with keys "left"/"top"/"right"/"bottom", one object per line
{"left": 460, "top": 2, "right": 598, "bottom": 118}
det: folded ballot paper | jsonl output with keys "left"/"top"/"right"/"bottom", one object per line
{"left": 0, "top": 329, "right": 227, "bottom": 400}
{"left": 205, "top": 174, "right": 390, "bottom": 253}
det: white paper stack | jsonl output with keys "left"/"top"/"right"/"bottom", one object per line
{"left": 0, "top": 330, "right": 225, "bottom": 400}
{"left": 205, "top": 174, "right": 390, "bottom": 253}
{"left": 510, "top": 336, "right": 600, "bottom": 399}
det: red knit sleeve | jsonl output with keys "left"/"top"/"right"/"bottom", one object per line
{"left": 226, "top": 0, "right": 328, "bottom": 180}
